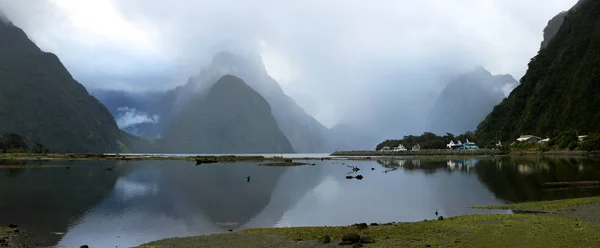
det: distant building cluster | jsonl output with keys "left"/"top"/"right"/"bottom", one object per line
{"left": 379, "top": 144, "right": 420, "bottom": 151}
{"left": 514, "top": 134, "right": 588, "bottom": 144}
{"left": 446, "top": 140, "right": 479, "bottom": 150}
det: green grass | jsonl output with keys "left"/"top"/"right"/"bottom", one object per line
{"left": 137, "top": 214, "right": 600, "bottom": 248}
{"left": 472, "top": 196, "right": 600, "bottom": 212}
{"left": 0, "top": 227, "right": 14, "bottom": 235}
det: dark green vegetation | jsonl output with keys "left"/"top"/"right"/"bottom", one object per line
{"left": 160, "top": 75, "right": 294, "bottom": 153}
{"left": 0, "top": 17, "right": 128, "bottom": 153}
{"left": 428, "top": 67, "right": 517, "bottom": 135}
{"left": 0, "top": 133, "right": 32, "bottom": 153}
{"left": 476, "top": 0, "right": 600, "bottom": 146}
{"left": 474, "top": 196, "right": 600, "bottom": 212}
{"left": 375, "top": 132, "right": 478, "bottom": 150}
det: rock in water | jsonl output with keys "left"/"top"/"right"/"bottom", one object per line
{"left": 318, "top": 235, "right": 331, "bottom": 244}
{"left": 80, "top": 245, "right": 89, "bottom": 248}
{"left": 342, "top": 233, "right": 361, "bottom": 243}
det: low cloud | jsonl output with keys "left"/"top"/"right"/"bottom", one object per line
{"left": 116, "top": 107, "right": 159, "bottom": 129}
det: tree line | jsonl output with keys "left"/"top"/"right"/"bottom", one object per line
{"left": 376, "top": 131, "right": 600, "bottom": 152}
{"left": 0, "top": 132, "right": 49, "bottom": 153}
{"left": 375, "top": 132, "right": 478, "bottom": 151}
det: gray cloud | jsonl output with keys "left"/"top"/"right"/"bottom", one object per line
{"left": 0, "top": 0, "right": 578, "bottom": 137}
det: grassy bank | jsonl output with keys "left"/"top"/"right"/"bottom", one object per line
{"left": 473, "top": 196, "right": 600, "bottom": 212}
{"left": 137, "top": 197, "right": 600, "bottom": 248}
{"left": 137, "top": 214, "right": 600, "bottom": 248}
{"left": 0, "top": 227, "right": 17, "bottom": 246}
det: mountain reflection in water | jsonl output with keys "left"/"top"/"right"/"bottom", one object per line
{"left": 1, "top": 156, "right": 599, "bottom": 247}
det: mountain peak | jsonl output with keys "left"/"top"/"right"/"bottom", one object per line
{"left": 472, "top": 66, "right": 492, "bottom": 76}
{"left": 160, "top": 74, "right": 294, "bottom": 153}
{"left": 0, "top": 9, "right": 9, "bottom": 25}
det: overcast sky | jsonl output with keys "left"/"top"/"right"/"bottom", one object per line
{"left": 0, "top": 0, "right": 577, "bottom": 130}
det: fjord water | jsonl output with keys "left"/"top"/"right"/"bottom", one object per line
{"left": 1, "top": 157, "right": 600, "bottom": 247}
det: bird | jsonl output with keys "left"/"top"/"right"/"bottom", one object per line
{"left": 247, "top": 176, "right": 250, "bottom": 182}
{"left": 435, "top": 209, "right": 438, "bottom": 217}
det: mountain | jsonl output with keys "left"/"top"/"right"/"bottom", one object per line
{"left": 540, "top": 0, "right": 587, "bottom": 49}
{"left": 0, "top": 14, "right": 125, "bottom": 153}
{"left": 159, "top": 75, "right": 294, "bottom": 154}
{"left": 476, "top": 0, "right": 600, "bottom": 145}
{"left": 184, "top": 52, "right": 332, "bottom": 153}
{"left": 428, "top": 67, "right": 518, "bottom": 135}
{"left": 94, "top": 52, "right": 333, "bottom": 153}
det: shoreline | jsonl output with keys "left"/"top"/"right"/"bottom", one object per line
{"left": 0, "top": 150, "right": 597, "bottom": 163}
{"left": 135, "top": 196, "right": 600, "bottom": 248}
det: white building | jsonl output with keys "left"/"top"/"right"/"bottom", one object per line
{"left": 412, "top": 144, "right": 421, "bottom": 151}
{"left": 393, "top": 144, "right": 407, "bottom": 151}
{"left": 517, "top": 135, "right": 541, "bottom": 143}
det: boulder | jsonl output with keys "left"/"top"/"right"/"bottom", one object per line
{"left": 360, "top": 236, "right": 375, "bottom": 243}
{"left": 342, "top": 233, "right": 361, "bottom": 243}
{"left": 80, "top": 245, "right": 89, "bottom": 248}
{"left": 438, "top": 216, "right": 444, "bottom": 220}
{"left": 352, "top": 223, "right": 368, "bottom": 229}
{"left": 338, "top": 241, "right": 354, "bottom": 246}
{"left": 318, "top": 235, "right": 331, "bottom": 244}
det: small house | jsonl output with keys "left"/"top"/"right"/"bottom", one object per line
{"left": 393, "top": 144, "right": 407, "bottom": 151}
{"left": 516, "top": 135, "right": 541, "bottom": 143}
{"left": 412, "top": 144, "right": 421, "bottom": 151}
{"left": 381, "top": 146, "right": 391, "bottom": 151}
{"left": 578, "top": 135, "right": 588, "bottom": 142}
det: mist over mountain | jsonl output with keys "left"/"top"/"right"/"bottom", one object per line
{"left": 94, "top": 52, "right": 334, "bottom": 153}
{"left": 329, "top": 124, "right": 378, "bottom": 151}
{"left": 476, "top": 0, "right": 600, "bottom": 145}
{"left": 0, "top": 16, "right": 123, "bottom": 153}
{"left": 185, "top": 52, "right": 332, "bottom": 153}
{"left": 159, "top": 75, "right": 294, "bottom": 154}
{"left": 428, "top": 67, "right": 518, "bottom": 135}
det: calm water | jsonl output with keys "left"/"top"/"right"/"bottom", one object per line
{"left": 1, "top": 156, "right": 600, "bottom": 247}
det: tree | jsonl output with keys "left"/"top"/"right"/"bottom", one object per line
{"left": 0, "top": 133, "right": 28, "bottom": 153}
